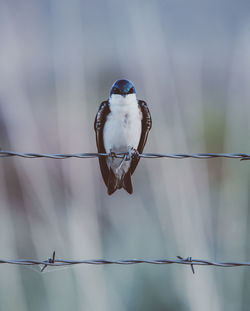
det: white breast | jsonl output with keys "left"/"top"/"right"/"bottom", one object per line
{"left": 103, "top": 94, "right": 142, "bottom": 153}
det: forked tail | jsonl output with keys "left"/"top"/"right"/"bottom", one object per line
{"left": 107, "top": 169, "right": 133, "bottom": 195}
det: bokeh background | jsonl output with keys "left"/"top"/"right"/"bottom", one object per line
{"left": 1, "top": 0, "right": 250, "bottom": 310}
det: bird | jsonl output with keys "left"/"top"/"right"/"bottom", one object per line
{"left": 94, "top": 79, "right": 152, "bottom": 195}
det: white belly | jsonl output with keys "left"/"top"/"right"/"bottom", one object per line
{"left": 103, "top": 96, "right": 142, "bottom": 153}
{"left": 103, "top": 95, "right": 142, "bottom": 177}
{"left": 103, "top": 115, "right": 141, "bottom": 152}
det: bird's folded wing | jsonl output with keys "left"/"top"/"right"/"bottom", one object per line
{"left": 130, "top": 100, "right": 152, "bottom": 175}
{"left": 94, "top": 101, "right": 110, "bottom": 187}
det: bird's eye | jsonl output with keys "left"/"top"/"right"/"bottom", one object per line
{"left": 112, "top": 87, "right": 120, "bottom": 94}
{"left": 128, "top": 87, "right": 134, "bottom": 94}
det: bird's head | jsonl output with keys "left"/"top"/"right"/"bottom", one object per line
{"left": 109, "top": 79, "right": 136, "bottom": 98}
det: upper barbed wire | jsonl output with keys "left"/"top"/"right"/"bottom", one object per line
{"left": 0, "top": 150, "right": 250, "bottom": 160}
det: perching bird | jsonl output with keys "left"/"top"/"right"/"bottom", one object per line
{"left": 94, "top": 79, "right": 152, "bottom": 195}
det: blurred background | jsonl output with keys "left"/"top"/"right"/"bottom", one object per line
{"left": 0, "top": 0, "right": 250, "bottom": 310}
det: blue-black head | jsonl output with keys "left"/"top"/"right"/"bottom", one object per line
{"left": 110, "top": 79, "right": 136, "bottom": 97}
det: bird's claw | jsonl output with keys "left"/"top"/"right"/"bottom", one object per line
{"left": 132, "top": 149, "right": 140, "bottom": 160}
{"left": 130, "top": 148, "right": 140, "bottom": 161}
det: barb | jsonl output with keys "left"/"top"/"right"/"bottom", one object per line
{"left": 1, "top": 254, "right": 250, "bottom": 272}
{"left": 1, "top": 150, "right": 250, "bottom": 160}
{"left": 177, "top": 256, "right": 195, "bottom": 274}
{"left": 41, "top": 251, "right": 56, "bottom": 272}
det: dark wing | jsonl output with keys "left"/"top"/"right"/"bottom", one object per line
{"left": 130, "top": 100, "right": 152, "bottom": 175}
{"left": 94, "top": 101, "right": 110, "bottom": 187}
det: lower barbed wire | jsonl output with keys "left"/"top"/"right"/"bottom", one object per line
{"left": 1, "top": 256, "right": 250, "bottom": 271}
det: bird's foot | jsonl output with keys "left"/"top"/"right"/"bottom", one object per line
{"left": 127, "top": 147, "right": 140, "bottom": 161}
{"left": 131, "top": 148, "right": 140, "bottom": 160}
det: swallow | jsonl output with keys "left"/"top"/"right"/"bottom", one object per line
{"left": 94, "top": 79, "right": 152, "bottom": 195}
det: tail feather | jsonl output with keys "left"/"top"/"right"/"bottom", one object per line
{"left": 107, "top": 169, "right": 118, "bottom": 195}
{"left": 107, "top": 169, "right": 133, "bottom": 195}
{"left": 123, "top": 171, "right": 133, "bottom": 194}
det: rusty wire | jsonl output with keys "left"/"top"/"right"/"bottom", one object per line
{"left": 0, "top": 150, "right": 250, "bottom": 160}
{"left": 1, "top": 252, "right": 250, "bottom": 273}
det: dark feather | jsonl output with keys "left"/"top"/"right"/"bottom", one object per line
{"left": 123, "top": 170, "right": 133, "bottom": 194}
{"left": 130, "top": 100, "right": 152, "bottom": 175}
{"left": 107, "top": 169, "right": 118, "bottom": 195}
{"left": 94, "top": 101, "right": 110, "bottom": 187}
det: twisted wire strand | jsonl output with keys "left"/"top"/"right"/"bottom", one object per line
{"left": 1, "top": 151, "right": 249, "bottom": 273}
{"left": 0, "top": 150, "right": 250, "bottom": 160}
{"left": 1, "top": 254, "right": 250, "bottom": 273}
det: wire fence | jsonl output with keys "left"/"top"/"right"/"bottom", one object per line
{"left": 2, "top": 252, "right": 250, "bottom": 273}
{"left": 1, "top": 150, "right": 250, "bottom": 274}
{"left": 1, "top": 150, "right": 250, "bottom": 160}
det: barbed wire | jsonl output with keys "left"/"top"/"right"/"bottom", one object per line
{"left": 1, "top": 150, "right": 250, "bottom": 160}
{"left": 1, "top": 252, "right": 250, "bottom": 273}
{"left": 1, "top": 150, "right": 250, "bottom": 273}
